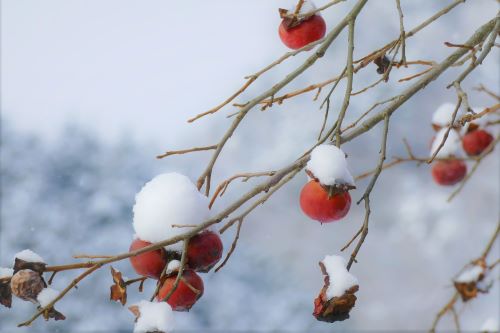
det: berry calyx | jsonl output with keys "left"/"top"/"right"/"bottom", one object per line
{"left": 462, "top": 129, "right": 494, "bottom": 156}
{"left": 431, "top": 160, "right": 467, "bottom": 186}
{"left": 279, "top": 15, "right": 326, "bottom": 50}
{"left": 157, "top": 270, "right": 204, "bottom": 311}
{"left": 187, "top": 230, "right": 223, "bottom": 273}
{"left": 300, "top": 180, "right": 351, "bottom": 223}
{"left": 129, "top": 239, "right": 167, "bottom": 279}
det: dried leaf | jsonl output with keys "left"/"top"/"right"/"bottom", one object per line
{"left": 128, "top": 305, "right": 140, "bottom": 320}
{"left": 454, "top": 260, "right": 489, "bottom": 302}
{"left": 10, "top": 270, "right": 45, "bottom": 303}
{"left": 374, "top": 55, "right": 391, "bottom": 76}
{"left": 13, "top": 258, "right": 46, "bottom": 275}
{"left": 41, "top": 306, "right": 66, "bottom": 321}
{"left": 313, "top": 261, "right": 359, "bottom": 323}
{"left": 110, "top": 267, "right": 127, "bottom": 305}
{"left": 0, "top": 277, "right": 12, "bottom": 308}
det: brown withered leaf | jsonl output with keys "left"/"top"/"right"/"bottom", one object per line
{"left": 373, "top": 55, "right": 391, "bottom": 79}
{"left": 278, "top": 8, "right": 314, "bottom": 29}
{"left": 0, "top": 277, "right": 12, "bottom": 308}
{"left": 305, "top": 169, "right": 356, "bottom": 197}
{"left": 313, "top": 261, "right": 359, "bottom": 323}
{"left": 110, "top": 267, "right": 127, "bottom": 305}
{"left": 454, "top": 260, "right": 488, "bottom": 302}
{"left": 41, "top": 306, "right": 66, "bottom": 321}
{"left": 13, "top": 258, "right": 46, "bottom": 275}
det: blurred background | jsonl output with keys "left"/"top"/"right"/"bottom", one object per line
{"left": 1, "top": 0, "right": 499, "bottom": 331}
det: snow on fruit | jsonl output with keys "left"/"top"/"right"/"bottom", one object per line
{"left": 157, "top": 269, "right": 204, "bottom": 311}
{"left": 129, "top": 300, "right": 175, "bottom": 333}
{"left": 278, "top": 1, "right": 326, "bottom": 50}
{"left": 314, "top": 255, "right": 359, "bottom": 323}
{"left": 186, "top": 230, "right": 223, "bottom": 273}
{"left": 132, "top": 172, "right": 210, "bottom": 252}
{"left": 300, "top": 145, "right": 355, "bottom": 223}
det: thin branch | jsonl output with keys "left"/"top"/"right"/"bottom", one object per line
{"left": 158, "top": 241, "right": 189, "bottom": 302}
{"left": 427, "top": 96, "right": 461, "bottom": 163}
{"left": 214, "top": 219, "right": 242, "bottom": 272}
{"left": 335, "top": 19, "right": 356, "bottom": 147}
{"left": 395, "top": 0, "right": 407, "bottom": 66}
{"left": 347, "top": 115, "right": 390, "bottom": 271}
{"left": 156, "top": 145, "right": 217, "bottom": 159}
{"left": 209, "top": 171, "right": 277, "bottom": 209}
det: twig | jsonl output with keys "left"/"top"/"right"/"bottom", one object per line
{"left": 427, "top": 96, "right": 462, "bottom": 163}
{"left": 158, "top": 241, "right": 189, "bottom": 302}
{"left": 335, "top": 19, "right": 356, "bottom": 147}
{"left": 474, "top": 84, "right": 500, "bottom": 101}
{"left": 209, "top": 171, "right": 277, "bottom": 208}
{"left": 395, "top": 0, "right": 407, "bottom": 66}
{"left": 215, "top": 219, "right": 242, "bottom": 272}
{"left": 156, "top": 145, "right": 217, "bottom": 159}
{"left": 347, "top": 115, "right": 390, "bottom": 270}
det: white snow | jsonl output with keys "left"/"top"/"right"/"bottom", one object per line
{"left": 0, "top": 267, "right": 14, "bottom": 279}
{"left": 14, "top": 249, "right": 45, "bottom": 263}
{"left": 133, "top": 173, "right": 210, "bottom": 252}
{"left": 321, "top": 255, "right": 358, "bottom": 299}
{"left": 432, "top": 103, "right": 463, "bottom": 127}
{"left": 133, "top": 301, "right": 175, "bottom": 333}
{"left": 165, "top": 260, "right": 181, "bottom": 275}
{"left": 306, "top": 145, "right": 355, "bottom": 186}
{"left": 455, "top": 265, "right": 484, "bottom": 283}
{"left": 429, "top": 128, "right": 461, "bottom": 158}
{"left": 37, "top": 287, "right": 60, "bottom": 307}
{"left": 481, "top": 317, "right": 499, "bottom": 332}
{"left": 285, "top": 0, "right": 317, "bottom": 16}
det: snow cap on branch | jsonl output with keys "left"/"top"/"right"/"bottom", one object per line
{"left": 0, "top": 268, "right": 13, "bottom": 279}
{"left": 454, "top": 264, "right": 484, "bottom": 283}
{"left": 133, "top": 173, "right": 210, "bottom": 252}
{"left": 430, "top": 128, "right": 462, "bottom": 158}
{"left": 307, "top": 145, "right": 355, "bottom": 186}
{"left": 321, "top": 255, "right": 358, "bottom": 299}
{"left": 481, "top": 317, "right": 499, "bottom": 333}
{"left": 37, "top": 288, "right": 60, "bottom": 307}
{"left": 14, "top": 249, "right": 45, "bottom": 264}
{"left": 432, "top": 103, "right": 463, "bottom": 127}
{"left": 132, "top": 301, "right": 175, "bottom": 333}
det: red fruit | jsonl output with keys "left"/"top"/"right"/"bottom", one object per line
{"left": 187, "top": 230, "right": 223, "bottom": 273}
{"left": 300, "top": 180, "right": 351, "bottom": 223}
{"left": 279, "top": 15, "right": 326, "bottom": 50}
{"left": 129, "top": 239, "right": 167, "bottom": 279}
{"left": 431, "top": 160, "right": 467, "bottom": 186}
{"left": 462, "top": 129, "right": 494, "bottom": 156}
{"left": 157, "top": 270, "right": 204, "bottom": 311}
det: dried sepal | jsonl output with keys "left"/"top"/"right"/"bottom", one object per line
{"left": 0, "top": 277, "right": 12, "bottom": 308}
{"left": 374, "top": 55, "right": 391, "bottom": 76}
{"left": 10, "top": 270, "right": 45, "bottom": 303}
{"left": 313, "top": 261, "right": 359, "bottom": 323}
{"left": 453, "top": 259, "right": 489, "bottom": 302}
{"left": 110, "top": 267, "right": 127, "bottom": 305}
{"left": 278, "top": 8, "right": 314, "bottom": 29}
{"left": 41, "top": 305, "right": 66, "bottom": 322}
{"left": 13, "top": 258, "right": 46, "bottom": 275}
{"left": 305, "top": 169, "right": 356, "bottom": 196}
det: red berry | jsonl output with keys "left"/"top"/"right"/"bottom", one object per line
{"left": 300, "top": 180, "right": 351, "bottom": 223}
{"left": 462, "top": 129, "right": 494, "bottom": 156}
{"left": 431, "top": 160, "right": 467, "bottom": 186}
{"left": 187, "top": 230, "right": 223, "bottom": 273}
{"left": 129, "top": 239, "right": 167, "bottom": 279}
{"left": 157, "top": 270, "right": 204, "bottom": 311}
{"left": 279, "top": 15, "right": 326, "bottom": 50}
